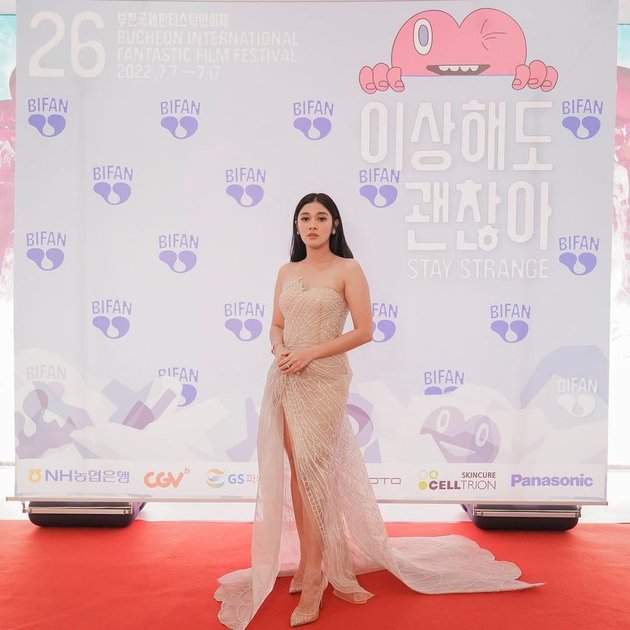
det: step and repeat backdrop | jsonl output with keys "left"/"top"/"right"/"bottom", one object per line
{"left": 15, "top": 0, "right": 616, "bottom": 503}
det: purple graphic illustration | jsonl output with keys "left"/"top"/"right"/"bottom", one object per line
{"left": 103, "top": 379, "right": 176, "bottom": 428}
{"left": 424, "top": 385, "right": 458, "bottom": 395}
{"left": 559, "top": 251, "right": 598, "bottom": 275}
{"left": 93, "top": 181, "right": 132, "bottom": 205}
{"left": 123, "top": 390, "right": 177, "bottom": 430}
{"left": 372, "top": 319, "right": 396, "bottom": 343}
{"left": 226, "top": 184, "right": 265, "bottom": 207}
{"left": 28, "top": 113, "right": 66, "bottom": 137}
{"left": 225, "top": 318, "right": 263, "bottom": 341}
{"left": 347, "top": 393, "right": 381, "bottom": 463}
{"left": 359, "top": 184, "right": 398, "bottom": 208}
{"left": 520, "top": 346, "right": 608, "bottom": 429}
{"left": 421, "top": 405, "right": 500, "bottom": 463}
{"left": 159, "top": 250, "right": 197, "bottom": 273}
{"left": 293, "top": 116, "right": 332, "bottom": 140}
{"left": 562, "top": 115, "right": 601, "bottom": 139}
{"left": 226, "top": 397, "right": 259, "bottom": 461}
{"left": 490, "top": 319, "right": 529, "bottom": 343}
{"left": 92, "top": 316, "right": 131, "bottom": 339}
{"left": 161, "top": 115, "right": 198, "bottom": 139}
{"left": 26, "top": 247, "right": 64, "bottom": 271}
{"left": 15, "top": 384, "right": 92, "bottom": 458}
{"left": 179, "top": 383, "right": 197, "bottom": 407}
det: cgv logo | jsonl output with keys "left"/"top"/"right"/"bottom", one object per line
{"left": 144, "top": 468, "right": 190, "bottom": 488}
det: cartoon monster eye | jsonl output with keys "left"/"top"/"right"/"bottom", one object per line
{"left": 436, "top": 408, "right": 450, "bottom": 433}
{"left": 413, "top": 18, "right": 432, "bottom": 55}
{"left": 475, "top": 422, "right": 490, "bottom": 448}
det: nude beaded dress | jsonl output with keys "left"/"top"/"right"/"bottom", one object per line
{"left": 215, "top": 276, "right": 538, "bottom": 629}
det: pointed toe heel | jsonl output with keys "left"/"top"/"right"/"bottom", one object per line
{"left": 289, "top": 578, "right": 328, "bottom": 627}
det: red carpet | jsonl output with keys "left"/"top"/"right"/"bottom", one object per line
{"left": 1, "top": 520, "right": 628, "bottom": 630}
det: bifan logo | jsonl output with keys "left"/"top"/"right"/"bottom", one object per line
{"left": 144, "top": 468, "right": 190, "bottom": 488}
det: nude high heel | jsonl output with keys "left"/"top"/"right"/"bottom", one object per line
{"left": 290, "top": 577, "right": 328, "bottom": 627}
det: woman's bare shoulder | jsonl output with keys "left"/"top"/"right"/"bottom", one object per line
{"left": 339, "top": 257, "right": 364, "bottom": 276}
{"left": 278, "top": 261, "right": 301, "bottom": 281}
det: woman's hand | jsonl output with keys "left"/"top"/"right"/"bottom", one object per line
{"left": 272, "top": 344, "right": 289, "bottom": 359}
{"left": 277, "top": 348, "right": 315, "bottom": 375}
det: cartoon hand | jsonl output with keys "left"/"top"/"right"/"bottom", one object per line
{"left": 512, "top": 60, "right": 558, "bottom": 91}
{"left": 359, "top": 63, "right": 405, "bottom": 94}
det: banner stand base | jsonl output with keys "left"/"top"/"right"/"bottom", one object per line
{"left": 24, "top": 501, "right": 145, "bottom": 528}
{"left": 462, "top": 504, "right": 581, "bottom": 531}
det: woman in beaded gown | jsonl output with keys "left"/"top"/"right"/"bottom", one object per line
{"left": 215, "top": 193, "right": 539, "bottom": 629}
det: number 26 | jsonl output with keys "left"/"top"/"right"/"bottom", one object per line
{"left": 29, "top": 11, "right": 106, "bottom": 78}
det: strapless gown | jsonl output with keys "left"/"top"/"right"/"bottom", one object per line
{"left": 215, "top": 276, "right": 539, "bottom": 629}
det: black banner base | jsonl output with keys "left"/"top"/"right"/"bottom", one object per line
{"left": 26, "top": 501, "right": 145, "bottom": 527}
{"left": 462, "top": 504, "right": 581, "bottom": 531}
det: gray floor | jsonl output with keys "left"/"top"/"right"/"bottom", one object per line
{"left": 2, "top": 465, "right": 628, "bottom": 524}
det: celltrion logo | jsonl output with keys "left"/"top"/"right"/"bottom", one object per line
{"left": 418, "top": 469, "right": 497, "bottom": 491}
{"left": 206, "top": 468, "right": 225, "bottom": 488}
{"left": 143, "top": 468, "right": 190, "bottom": 489}
{"left": 28, "top": 468, "right": 42, "bottom": 483}
{"left": 511, "top": 473, "right": 594, "bottom": 488}
{"left": 418, "top": 469, "right": 440, "bottom": 490}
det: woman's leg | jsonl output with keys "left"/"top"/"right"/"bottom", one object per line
{"left": 283, "top": 417, "right": 325, "bottom": 613}
{"left": 284, "top": 416, "right": 306, "bottom": 580}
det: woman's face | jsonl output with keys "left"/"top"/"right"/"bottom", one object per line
{"left": 296, "top": 201, "right": 337, "bottom": 249}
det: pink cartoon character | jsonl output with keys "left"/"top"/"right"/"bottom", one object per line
{"left": 359, "top": 8, "right": 558, "bottom": 93}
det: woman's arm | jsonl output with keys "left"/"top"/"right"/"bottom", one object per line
{"left": 279, "top": 260, "right": 372, "bottom": 374}
{"left": 270, "top": 264, "right": 290, "bottom": 356}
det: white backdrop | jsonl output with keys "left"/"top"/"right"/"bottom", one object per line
{"left": 14, "top": 0, "right": 616, "bottom": 502}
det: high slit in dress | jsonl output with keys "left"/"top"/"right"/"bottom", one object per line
{"left": 215, "top": 276, "right": 539, "bottom": 629}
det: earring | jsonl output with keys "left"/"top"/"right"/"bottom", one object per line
{"left": 332, "top": 230, "right": 336, "bottom": 235}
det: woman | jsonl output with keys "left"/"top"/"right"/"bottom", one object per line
{"left": 215, "top": 193, "right": 538, "bottom": 629}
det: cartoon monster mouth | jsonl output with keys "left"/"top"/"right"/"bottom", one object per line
{"left": 426, "top": 64, "right": 490, "bottom": 75}
{"left": 436, "top": 440, "right": 475, "bottom": 457}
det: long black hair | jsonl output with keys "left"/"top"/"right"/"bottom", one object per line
{"left": 289, "top": 192, "right": 354, "bottom": 262}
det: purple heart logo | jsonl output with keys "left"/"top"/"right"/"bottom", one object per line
{"left": 178, "top": 383, "right": 198, "bottom": 407}
{"left": 490, "top": 319, "right": 529, "bottom": 343}
{"left": 226, "top": 184, "right": 265, "bottom": 207}
{"left": 372, "top": 319, "right": 396, "bottom": 342}
{"left": 93, "top": 182, "right": 132, "bottom": 205}
{"left": 225, "top": 318, "right": 263, "bottom": 341}
{"left": 359, "top": 184, "right": 398, "bottom": 208}
{"left": 562, "top": 115, "right": 601, "bottom": 140}
{"left": 161, "top": 115, "right": 199, "bottom": 139}
{"left": 293, "top": 116, "right": 332, "bottom": 140}
{"left": 92, "top": 315, "right": 131, "bottom": 339}
{"left": 26, "top": 247, "right": 65, "bottom": 271}
{"left": 159, "top": 250, "right": 197, "bottom": 273}
{"left": 28, "top": 113, "right": 66, "bottom": 137}
{"left": 559, "top": 251, "right": 598, "bottom": 275}
{"left": 424, "top": 385, "right": 458, "bottom": 395}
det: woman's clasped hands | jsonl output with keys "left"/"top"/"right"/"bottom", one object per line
{"left": 275, "top": 346, "right": 315, "bottom": 375}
